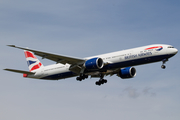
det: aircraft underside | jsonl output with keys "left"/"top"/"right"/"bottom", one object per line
{"left": 41, "top": 54, "right": 173, "bottom": 86}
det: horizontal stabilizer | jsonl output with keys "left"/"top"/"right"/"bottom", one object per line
{"left": 4, "top": 69, "right": 35, "bottom": 75}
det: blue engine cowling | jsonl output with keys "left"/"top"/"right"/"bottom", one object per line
{"left": 118, "top": 67, "right": 136, "bottom": 79}
{"left": 84, "top": 57, "right": 104, "bottom": 70}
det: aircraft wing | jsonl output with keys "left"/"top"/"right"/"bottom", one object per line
{"left": 4, "top": 69, "right": 35, "bottom": 74}
{"left": 8, "top": 45, "right": 85, "bottom": 65}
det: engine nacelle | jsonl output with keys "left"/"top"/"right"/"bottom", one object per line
{"left": 118, "top": 67, "right": 136, "bottom": 79}
{"left": 84, "top": 57, "right": 104, "bottom": 70}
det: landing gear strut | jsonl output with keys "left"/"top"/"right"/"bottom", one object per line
{"left": 161, "top": 59, "right": 168, "bottom": 69}
{"left": 95, "top": 74, "right": 107, "bottom": 86}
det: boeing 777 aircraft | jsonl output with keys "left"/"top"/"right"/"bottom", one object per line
{"left": 4, "top": 44, "right": 178, "bottom": 86}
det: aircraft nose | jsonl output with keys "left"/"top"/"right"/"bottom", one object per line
{"left": 166, "top": 47, "right": 178, "bottom": 57}
{"left": 172, "top": 48, "right": 178, "bottom": 55}
{"left": 174, "top": 48, "right": 178, "bottom": 54}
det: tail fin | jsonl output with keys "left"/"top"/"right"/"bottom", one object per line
{"left": 24, "top": 50, "right": 44, "bottom": 72}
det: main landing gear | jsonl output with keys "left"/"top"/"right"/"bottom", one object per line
{"left": 76, "top": 73, "right": 108, "bottom": 86}
{"left": 95, "top": 79, "right": 107, "bottom": 86}
{"left": 161, "top": 59, "right": 168, "bottom": 69}
{"left": 95, "top": 74, "right": 107, "bottom": 86}
{"left": 76, "top": 74, "right": 88, "bottom": 81}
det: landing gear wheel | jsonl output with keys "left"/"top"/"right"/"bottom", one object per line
{"left": 95, "top": 79, "right": 108, "bottom": 86}
{"left": 76, "top": 74, "right": 88, "bottom": 81}
{"left": 76, "top": 77, "right": 82, "bottom": 81}
{"left": 99, "top": 80, "right": 104, "bottom": 84}
{"left": 85, "top": 75, "right": 88, "bottom": 79}
{"left": 95, "top": 81, "right": 101, "bottom": 86}
{"left": 104, "top": 79, "right": 107, "bottom": 83}
{"left": 161, "top": 65, "right": 166, "bottom": 69}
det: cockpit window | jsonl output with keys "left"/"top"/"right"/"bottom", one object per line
{"left": 168, "top": 46, "right": 174, "bottom": 48}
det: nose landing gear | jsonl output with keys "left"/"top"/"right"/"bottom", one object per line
{"left": 161, "top": 59, "right": 168, "bottom": 69}
{"left": 161, "top": 65, "right": 166, "bottom": 69}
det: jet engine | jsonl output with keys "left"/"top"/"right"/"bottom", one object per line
{"left": 84, "top": 57, "right": 104, "bottom": 70}
{"left": 118, "top": 67, "right": 136, "bottom": 79}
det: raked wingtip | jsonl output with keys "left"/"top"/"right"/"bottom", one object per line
{"left": 7, "top": 45, "right": 16, "bottom": 47}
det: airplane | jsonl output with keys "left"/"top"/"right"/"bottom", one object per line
{"left": 4, "top": 44, "right": 178, "bottom": 86}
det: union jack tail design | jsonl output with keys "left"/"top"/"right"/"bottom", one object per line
{"left": 24, "top": 50, "right": 44, "bottom": 72}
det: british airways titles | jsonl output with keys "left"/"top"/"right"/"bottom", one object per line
{"left": 125, "top": 52, "right": 152, "bottom": 60}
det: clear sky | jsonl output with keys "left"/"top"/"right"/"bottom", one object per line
{"left": 1, "top": 0, "right": 180, "bottom": 120}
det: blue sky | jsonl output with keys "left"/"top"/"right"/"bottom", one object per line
{"left": 1, "top": 0, "right": 180, "bottom": 120}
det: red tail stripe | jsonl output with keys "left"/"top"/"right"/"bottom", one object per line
{"left": 30, "top": 63, "right": 42, "bottom": 71}
{"left": 39, "top": 62, "right": 42, "bottom": 66}
{"left": 25, "top": 51, "right": 37, "bottom": 59}
{"left": 30, "top": 64, "right": 40, "bottom": 71}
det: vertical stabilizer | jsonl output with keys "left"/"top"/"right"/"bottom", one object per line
{"left": 24, "top": 50, "right": 44, "bottom": 72}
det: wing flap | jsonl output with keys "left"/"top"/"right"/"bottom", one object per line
{"left": 4, "top": 69, "right": 35, "bottom": 75}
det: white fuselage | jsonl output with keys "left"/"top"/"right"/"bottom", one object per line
{"left": 27, "top": 44, "right": 178, "bottom": 80}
